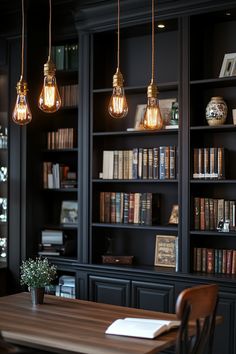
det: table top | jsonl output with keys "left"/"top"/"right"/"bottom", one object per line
{"left": 0, "top": 292, "right": 181, "bottom": 354}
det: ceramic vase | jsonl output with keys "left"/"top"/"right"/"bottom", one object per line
{"left": 205, "top": 96, "right": 227, "bottom": 126}
{"left": 31, "top": 287, "right": 45, "bottom": 305}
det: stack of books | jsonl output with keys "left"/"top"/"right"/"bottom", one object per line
{"left": 56, "top": 275, "right": 76, "bottom": 299}
{"left": 38, "top": 230, "right": 64, "bottom": 256}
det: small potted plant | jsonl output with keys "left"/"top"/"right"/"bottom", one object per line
{"left": 20, "top": 257, "right": 57, "bottom": 305}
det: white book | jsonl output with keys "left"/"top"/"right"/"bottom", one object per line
{"left": 105, "top": 317, "right": 180, "bottom": 339}
{"left": 102, "top": 151, "right": 110, "bottom": 179}
{"left": 108, "top": 151, "right": 114, "bottom": 179}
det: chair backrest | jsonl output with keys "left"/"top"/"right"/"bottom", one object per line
{"left": 175, "top": 284, "right": 219, "bottom": 354}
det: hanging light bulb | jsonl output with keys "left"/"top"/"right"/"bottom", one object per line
{"left": 12, "top": 0, "right": 32, "bottom": 125}
{"left": 108, "top": 0, "right": 128, "bottom": 119}
{"left": 38, "top": 0, "right": 61, "bottom": 113}
{"left": 143, "top": 0, "right": 163, "bottom": 130}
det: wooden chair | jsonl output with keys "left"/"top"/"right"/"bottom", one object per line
{"left": 175, "top": 284, "right": 219, "bottom": 354}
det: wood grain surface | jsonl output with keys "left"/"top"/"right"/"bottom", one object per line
{"left": 0, "top": 292, "right": 180, "bottom": 354}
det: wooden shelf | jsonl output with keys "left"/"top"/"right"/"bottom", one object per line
{"left": 93, "top": 81, "right": 179, "bottom": 93}
{"left": 190, "top": 179, "right": 236, "bottom": 184}
{"left": 93, "top": 179, "right": 178, "bottom": 183}
{"left": 93, "top": 129, "right": 179, "bottom": 136}
{"left": 92, "top": 223, "right": 178, "bottom": 232}
{"left": 190, "top": 76, "right": 236, "bottom": 88}
{"left": 43, "top": 188, "right": 78, "bottom": 192}
{"left": 190, "top": 124, "right": 236, "bottom": 132}
{"left": 190, "top": 230, "right": 236, "bottom": 236}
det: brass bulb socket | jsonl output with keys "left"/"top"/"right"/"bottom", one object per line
{"left": 44, "top": 58, "right": 56, "bottom": 76}
{"left": 113, "top": 69, "right": 124, "bottom": 87}
{"left": 16, "top": 80, "right": 28, "bottom": 95}
{"left": 147, "top": 82, "right": 158, "bottom": 98}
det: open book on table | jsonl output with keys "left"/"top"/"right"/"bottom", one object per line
{"left": 105, "top": 317, "right": 180, "bottom": 339}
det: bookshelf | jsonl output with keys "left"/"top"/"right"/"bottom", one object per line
{"left": 24, "top": 1, "right": 236, "bottom": 352}
{"left": 189, "top": 8, "right": 236, "bottom": 277}
{"left": 91, "top": 19, "right": 180, "bottom": 267}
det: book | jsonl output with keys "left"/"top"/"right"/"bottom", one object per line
{"left": 105, "top": 317, "right": 180, "bottom": 339}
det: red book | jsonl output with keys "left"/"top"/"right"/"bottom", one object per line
{"left": 207, "top": 249, "right": 214, "bottom": 273}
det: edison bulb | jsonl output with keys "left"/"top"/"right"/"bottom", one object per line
{"left": 12, "top": 81, "right": 32, "bottom": 125}
{"left": 108, "top": 68, "right": 128, "bottom": 119}
{"left": 38, "top": 59, "right": 61, "bottom": 113}
{"left": 108, "top": 86, "right": 128, "bottom": 118}
{"left": 143, "top": 82, "right": 163, "bottom": 130}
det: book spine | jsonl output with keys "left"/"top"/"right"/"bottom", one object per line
{"left": 110, "top": 192, "right": 116, "bottom": 223}
{"left": 104, "top": 192, "right": 111, "bottom": 223}
{"left": 204, "top": 147, "right": 210, "bottom": 179}
{"left": 133, "top": 193, "right": 141, "bottom": 224}
{"left": 200, "top": 198, "right": 205, "bottom": 231}
{"left": 218, "top": 147, "right": 225, "bottom": 179}
{"left": 204, "top": 198, "right": 210, "bottom": 230}
{"left": 123, "top": 150, "right": 129, "bottom": 179}
{"left": 128, "top": 150, "right": 133, "bottom": 180}
{"left": 128, "top": 193, "right": 134, "bottom": 223}
{"left": 148, "top": 149, "right": 153, "bottom": 179}
{"left": 169, "top": 146, "right": 176, "bottom": 179}
{"left": 193, "top": 148, "right": 199, "bottom": 178}
{"left": 118, "top": 150, "right": 124, "bottom": 179}
{"left": 115, "top": 192, "right": 121, "bottom": 223}
{"left": 194, "top": 197, "right": 200, "bottom": 230}
{"left": 153, "top": 147, "right": 159, "bottom": 179}
{"left": 123, "top": 193, "right": 129, "bottom": 224}
{"left": 207, "top": 248, "right": 214, "bottom": 273}
{"left": 113, "top": 150, "right": 119, "bottom": 179}
{"left": 142, "top": 149, "right": 148, "bottom": 179}
{"left": 164, "top": 146, "right": 170, "bottom": 179}
{"left": 159, "top": 146, "right": 165, "bottom": 180}
{"left": 138, "top": 148, "right": 143, "bottom": 179}
{"left": 198, "top": 148, "right": 204, "bottom": 179}
{"left": 132, "top": 148, "right": 138, "bottom": 179}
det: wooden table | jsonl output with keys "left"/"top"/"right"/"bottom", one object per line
{"left": 0, "top": 292, "right": 219, "bottom": 354}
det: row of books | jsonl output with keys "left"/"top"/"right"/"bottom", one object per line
{"left": 46, "top": 128, "right": 75, "bottom": 150}
{"left": 101, "top": 147, "right": 177, "bottom": 180}
{"left": 60, "top": 84, "right": 78, "bottom": 107}
{"left": 100, "top": 192, "right": 160, "bottom": 225}
{"left": 193, "top": 247, "right": 236, "bottom": 275}
{"left": 52, "top": 44, "right": 78, "bottom": 71}
{"left": 43, "top": 162, "right": 77, "bottom": 189}
{"left": 193, "top": 147, "right": 225, "bottom": 179}
{"left": 194, "top": 197, "right": 236, "bottom": 231}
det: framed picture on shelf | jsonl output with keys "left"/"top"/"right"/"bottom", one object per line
{"left": 168, "top": 204, "right": 179, "bottom": 225}
{"left": 60, "top": 201, "right": 78, "bottom": 225}
{"left": 154, "top": 235, "right": 177, "bottom": 268}
{"left": 159, "top": 98, "right": 177, "bottom": 126}
{"left": 134, "top": 104, "right": 146, "bottom": 129}
{"left": 219, "top": 53, "right": 236, "bottom": 77}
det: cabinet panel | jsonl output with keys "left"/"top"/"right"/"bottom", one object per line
{"left": 131, "top": 281, "right": 175, "bottom": 312}
{"left": 88, "top": 275, "right": 130, "bottom": 306}
{"left": 213, "top": 291, "right": 236, "bottom": 354}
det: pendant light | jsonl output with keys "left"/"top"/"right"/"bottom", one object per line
{"left": 143, "top": 0, "right": 163, "bottom": 130}
{"left": 108, "top": 0, "right": 128, "bottom": 119}
{"left": 12, "top": 0, "right": 32, "bottom": 125}
{"left": 38, "top": 0, "right": 61, "bottom": 113}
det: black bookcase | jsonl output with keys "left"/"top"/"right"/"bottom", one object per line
{"left": 24, "top": 1, "right": 236, "bottom": 352}
{"left": 91, "top": 20, "right": 180, "bottom": 268}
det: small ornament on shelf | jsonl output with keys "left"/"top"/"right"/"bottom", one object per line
{"left": 205, "top": 96, "right": 227, "bottom": 126}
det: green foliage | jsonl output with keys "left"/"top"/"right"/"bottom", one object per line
{"left": 20, "top": 257, "right": 57, "bottom": 288}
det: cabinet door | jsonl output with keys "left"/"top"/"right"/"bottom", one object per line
{"left": 89, "top": 275, "right": 130, "bottom": 306}
{"left": 212, "top": 291, "right": 236, "bottom": 354}
{"left": 131, "top": 281, "right": 175, "bottom": 312}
